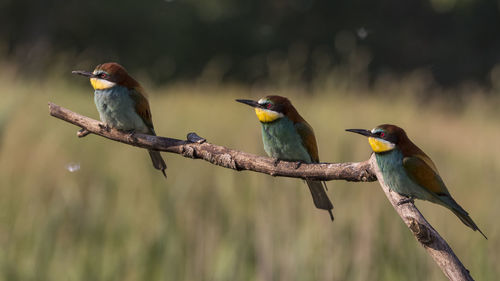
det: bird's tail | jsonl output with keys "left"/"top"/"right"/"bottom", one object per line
{"left": 306, "top": 180, "right": 334, "bottom": 221}
{"left": 440, "top": 195, "right": 487, "bottom": 239}
{"left": 148, "top": 150, "right": 167, "bottom": 178}
{"left": 450, "top": 207, "right": 487, "bottom": 239}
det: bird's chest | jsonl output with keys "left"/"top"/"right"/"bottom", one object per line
{"left": 376, "top": 151, "right": 433, "bottom": 200}
{"left": 260, "top": 119, "right": 311, "bottom": 162}
{"left": 94, "top": 88, "right": 147, "bottom": 132}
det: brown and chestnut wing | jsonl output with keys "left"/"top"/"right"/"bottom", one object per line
{"left": 129, "top": 87, "right": 155, "bottom": 134}
{"left": 294, "top": 121, "right": 320, "bottom": 163}
{"left": 402, "top": 155, "right": 450, "bottom": 196}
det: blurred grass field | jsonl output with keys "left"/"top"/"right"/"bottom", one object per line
{"left": 0, "top": 66, "right": 499, "bottom": 281}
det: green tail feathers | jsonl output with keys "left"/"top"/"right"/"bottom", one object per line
{"left": 451, "top": 208, "right": 487, "bottom": 239}
{"left": 148, "top": 150, "right": 167, "bottom": 178}
{"left": 439, "top": 195, "right": 487, "bottom": 239}
{"left": 306, "top": 180, "right": 334, "bottom": 221}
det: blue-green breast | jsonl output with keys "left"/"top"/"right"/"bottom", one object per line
{"left": 260, "top": 117, "right": 312, "bottom": 163}
{"left": 94, "top": 86, "right": 149, "bottom": 133}
{"left": 375, "top": 150, "right": 440, "bottom": 203}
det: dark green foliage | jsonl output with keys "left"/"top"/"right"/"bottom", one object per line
{"left": 1, "top": 0, "right": 499, "bottom": 86}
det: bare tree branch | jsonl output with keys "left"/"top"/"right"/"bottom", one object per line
{"left": 48, "top": 102, "right": 475, "bottom": 281}
{"left": 48, "top": 102, "right": 375, "bottom": 182}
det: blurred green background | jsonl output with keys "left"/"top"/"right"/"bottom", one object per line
{"left": 1, "top": 0, "right": 500, "bottom": 280}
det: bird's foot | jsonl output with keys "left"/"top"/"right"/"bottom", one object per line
{"left": 272, "top": 158, "right": 281, "bottom": 167}
{"left": 397, "top": 196, "right": 415, "bottom": 206}
{"left": 294, "top": 161, "right": 303, "bottom": 169}
{"left": 125, "top": 130, "right": 137, "bottom": 142}
{"left": 77, "top": 128, "right": 91, "bottom": 138}
{"left": 98, "top": 123, "right": 111, "bottom": 132}
{"left": 187, "top": 132, "right": 206, "bottom": 144}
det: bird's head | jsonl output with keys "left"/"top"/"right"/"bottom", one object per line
{"left": 236, "top": 95, "right": 298, "bottom": 123}
{"left": 72, "top": 62, "right": 140, "bottom": 90}
{"left": 346, "top": 124, "right": 408, "bottom": 153}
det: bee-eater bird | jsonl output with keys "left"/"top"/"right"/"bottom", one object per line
{"left": 72, "top": 62, "right": 167, "bottom": 177}
{"left": 346, "top": 124, "right": 486, "bottom": 238}
{"left": 236, "top": 96, "right": 334, "bottom": 220}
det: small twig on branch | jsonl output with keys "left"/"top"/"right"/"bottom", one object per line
{"left": 48, "top": 102, "right": 475, "bottom": 281}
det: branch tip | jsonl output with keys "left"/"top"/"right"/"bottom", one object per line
{"left": 187, "top": 132, "right": 206, "bottom": 144}
{"left": 77, "top": 129, "right": 91, "bottom": 138}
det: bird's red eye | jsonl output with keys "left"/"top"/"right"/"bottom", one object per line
{"left": 100, "top": 73, "right": 108, "bottom": 79}
{"left": 380, "top": 132, "right": 385, "bottom": 137}
{"left": 266, "top": 103, "right": 272, "bottom": 109}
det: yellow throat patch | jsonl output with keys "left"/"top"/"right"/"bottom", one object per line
{"left": 368, "top": 137, "right": 395, "bottom": 153}
{"left": 254, "top": 108, "right": 283, "bottom": 123}
{"left": 90, "top": 78, "right": 116, "bottom": 90}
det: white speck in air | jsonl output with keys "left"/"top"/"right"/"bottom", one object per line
{"left": 66, "top": 162, "right": 81, "bottom": 172}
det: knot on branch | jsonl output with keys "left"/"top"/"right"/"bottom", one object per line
{"left": 216, "top": 153, "right": 238, "bottom": 170}
{"left": 181, "top": 145, "right": 196, "bottom": 158}
{"left": 408, "top": 217, "right": 433, "bottom": 245}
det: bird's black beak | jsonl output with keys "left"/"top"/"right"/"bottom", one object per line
{"left": 345, "top": 129, "right": 374, "bottom": 137}
{"left": 72, "top": 70, "right": 95, "bottom": 78}
{"left": 235, "top": 99, "right": 261, "bottom": 108}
